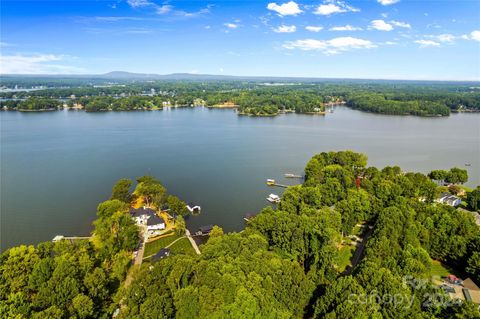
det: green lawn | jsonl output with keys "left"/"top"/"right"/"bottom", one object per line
{"left": 169, "top": 238, "right": 196, "bottom": 255}
{"left": 334, "top": 245, "right": 355, "bottom": 272}
{"left": 458, "top": 185, "right": 473, "bottom": 193}
{"left": 144, "top": 234, "right": 182, "bottom": 257}
{"left": 429, "top": 260, "right": 463, "bottom": 279}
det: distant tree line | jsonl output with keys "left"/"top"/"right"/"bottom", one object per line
{"left": 3, "top": 80, "right": 479, "bottom": 116}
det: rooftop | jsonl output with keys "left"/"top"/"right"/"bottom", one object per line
{"left": 130, "top": 207, "right": 156, "bottom": 218}
{"left": 146, "top": 214, "right": 165, "bottom": 226}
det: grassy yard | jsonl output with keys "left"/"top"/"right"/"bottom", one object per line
{"left": 430, "top": 260, "right": 451, "bottom": 278}
{"left": 429, "top": 260, "right": 464, "bottom": 280}
{"left": 334, "top": 245, "right": 355, "bottom": 272}
{"left": 144, "top": 234, "right": 181, "bottom": 257}
{"left": 169, "top": 237, "right": 196, "bottom": 255}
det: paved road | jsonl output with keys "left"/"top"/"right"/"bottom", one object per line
{"left": 185, "top": 229, "right": 201, "bottom": 255}
{"left": 343, "top": 226, "right": 374, "bottom": 275}
{"left": 134, "top": 226, "right": 147, "bottom": 266}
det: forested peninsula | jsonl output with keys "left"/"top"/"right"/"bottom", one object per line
{"left": 2, "top": 151, "right": 480, "bottom": 318}
{"left": 2, "top": 79, "right": 479, "bottom": 116}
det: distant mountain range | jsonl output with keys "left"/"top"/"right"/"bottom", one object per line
{"left": 1, "top": 71, "right": 331, "bottom": 82}
{"left": 1, "top": 71, "right": 478, "bottom": 84}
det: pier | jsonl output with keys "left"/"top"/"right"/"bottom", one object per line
{"left": 52, "top": 235, "right": 91, "bottom": 243}
{"left": 269, "top": 183, "right": 290, "bottom": 188}
{"left": 284, "top": 173, "right": 303, "bottom": 179}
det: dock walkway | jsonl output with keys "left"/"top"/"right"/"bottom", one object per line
{"left": 186, "top": 229, "right": 201, "bottom": 255}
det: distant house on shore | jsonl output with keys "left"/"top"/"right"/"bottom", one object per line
{"left": 152, "top": 248, "right": 170, "bottom": 261}
{"left": 130, "top": 207, "right": 165, "bottom": 230}
{"left": 436, "top": 192, "right": 462, "bottom": 207}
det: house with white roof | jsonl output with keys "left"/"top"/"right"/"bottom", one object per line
{"left": 436, "top": 192, "right": 462, "bottom": 207}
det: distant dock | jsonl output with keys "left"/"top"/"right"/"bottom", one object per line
{"left": 269, "top": 183, "right": 289, "bottom": 188}
{"left": 266, "top": 178, "right": 298, "bottom": 188}
{"left": 284, "top": 173, "right": 303, "bottom": 179}
{"left": 52, "top": 235, "right": 90, "bottom": 243}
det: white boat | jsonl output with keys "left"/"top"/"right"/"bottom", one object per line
{"left": 267, "top": 194, "right": 280, "bottom": 203}
{"left": 186, "top": 204, "right": 201, "bottom": 213}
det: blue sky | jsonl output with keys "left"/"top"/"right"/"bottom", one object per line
{"left": 1, "top": 0, "right": 479, "bottom": 80}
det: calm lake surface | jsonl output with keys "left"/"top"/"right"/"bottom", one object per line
{"left": 1, "top": 107, "right": 479, "bottom": 251}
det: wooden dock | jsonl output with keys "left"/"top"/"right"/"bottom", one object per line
{"left": 270, "top": 183, "right": 289, "bottom": 188}
{"left": 284, "top": 173, "right": 303, "bottom": 179}
{"left": 52, "top": 235, "right": 91, "bottom": 243}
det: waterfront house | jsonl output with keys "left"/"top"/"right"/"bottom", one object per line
{"left": 130, "top": 207, "right": 156, "bottom": 224}
{"left": 436, "top": 192, "right": 462, "bottom": 207}
{"left": 130, "top": 207, "right": 166, "bottom": 230}
{"left": 146, "top": 214, "right": 166, "bottom": 231}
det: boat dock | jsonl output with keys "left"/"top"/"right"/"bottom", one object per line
{"left": 270, "top": 183, "right": 289, "bottom": 188}
{"left": 244, "top": 213, "right": 257, "bottom": 222}
{"left": 52, "top": 235, "right": 90, "bottom": 243}
{"left": 284, "top": 173, "right": 303, "bottom": 179}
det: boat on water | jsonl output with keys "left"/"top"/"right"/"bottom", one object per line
{"left": 465, "top": 163, "right": 471, "bottom": 166}
{"left": 266, "top": 179, "right": 275, "bottom": 185}
{"left": 186, "top": 204, "right": 201, "bottom": 214}
{"left": 267, "top": 194, "right": 281, "bottom": 203}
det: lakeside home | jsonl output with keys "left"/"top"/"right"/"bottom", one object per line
{"left": 436, "top": 192, "right": 462, "bottom": 207}
{"left": 130, "top": 207, "right": 166, "bottom": 231}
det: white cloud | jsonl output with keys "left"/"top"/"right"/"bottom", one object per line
{"left": 329, "top": 25, "right": 362, "bottom": 31}
{"left": 305, "top": 26, "right": 323, "bottom": 32}
{"left": 390, "top": 20, "right": 411, "bottom": 28}
{"left": 273, "top": 25, "right": 296, "bottom": 33}
{"left": 314, "top": 1, "right": 359, "bottom": 16}
{"left": 369, "top": 20, "right": 393, "bottom": 31}
{"left": 156, "top": 5, "right": 173, "bottom": 14}
{"left": 435, "top": 34, "right": 455, "bottom": 43}
{"left": 0, "top": 54, "right": 84, "bottom": 74}
{"left": 127, "top": 0, "right": 154, "bottom": 8}
{"left": 420, "top": 34, "right": 456, "bottom": 44}
{"left": 470, "top": 30, "right": 480, "bottom": 42}
{"left": 415, "top": 39, "right": 440, "bottom": 48}
{"left": 224, "top": 23, "right": 238, "bottom": 29}
{"left": 127, "top": 0, "right": 210, "bottom": 18}
{"left": 377, "top": 0, "right": 400, "bottom": 5}
{"left": 461, "top": 30, "right": 480, "bottom": 42}
{"left": 283, "top": 36, "right": 376, "bottom": 55}
{"left": 267, "top": 1, "right": 302, "bottom": 16}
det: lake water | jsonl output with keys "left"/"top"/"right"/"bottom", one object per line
{"left": 1, "top": 107, "right": 479, "bottom": 251}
